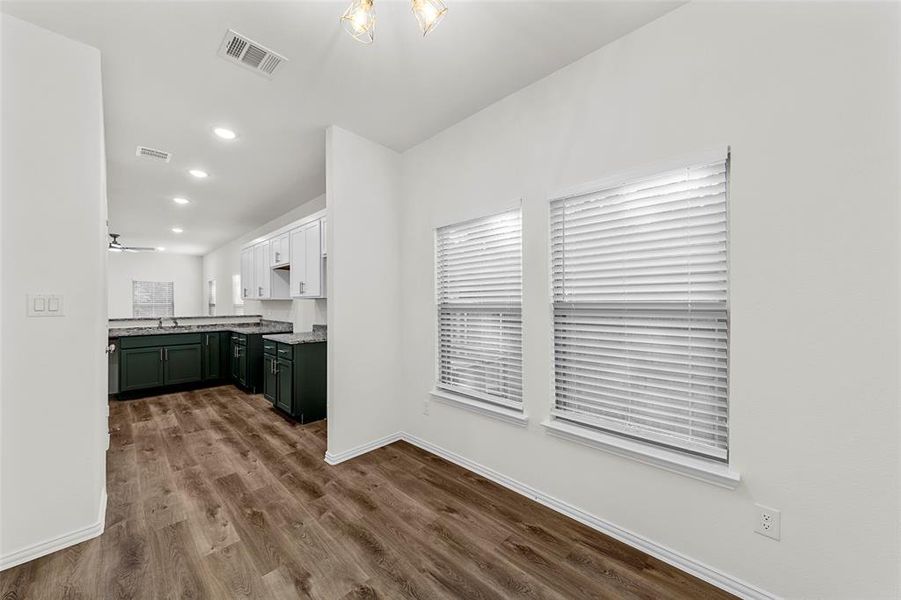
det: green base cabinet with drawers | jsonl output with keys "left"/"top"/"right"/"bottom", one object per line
{"left": 263, "top": 340, "right": 326, "bottom": 424}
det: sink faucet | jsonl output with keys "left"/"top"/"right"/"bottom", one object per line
{"left": 158, "top": 317, "right": 164, "bottom": 328}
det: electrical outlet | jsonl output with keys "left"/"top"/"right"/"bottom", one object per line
{"left": 754, "top": 504, "right": 781, "bottom": 540}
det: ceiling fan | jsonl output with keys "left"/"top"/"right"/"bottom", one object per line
{"left": 108, "top": 233, "right": 156, "bottom": 253}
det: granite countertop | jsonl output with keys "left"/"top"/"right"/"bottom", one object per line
{"left": 109, "top": 315, "right": 263, "bottom": 322}
{"left": 263, "top": 324, "right": 327, "bottom": 345}
{"left": 109, "top": 319, "right": 293, "bottom": 338}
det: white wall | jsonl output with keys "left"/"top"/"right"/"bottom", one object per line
{"left": 1, "top": 15, "right": 108, "bottom": 568}
{"left": 325, "top": 126, "right": 402, "bottom": 458}
{"left": 202, "top": 194, "right": 327, "bottom": 331}
{"left": 108, "top": 251, "right": 203, "bottom": 318}
{"left": 395, "top": 3, "right": 899, "bottom": 598}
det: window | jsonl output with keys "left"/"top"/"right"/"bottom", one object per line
{"left": 550, "top": 154, "right": 729, "bottom": 462}
{"left": 132, "top": 280, "right": 174, "bottom": 318}
{"left": 435, "top": 208, "right": 523, "bottom": 411}
{"left": 208, "top": 279, "right": 217, "bottom": 316}
{"left": 232, "top": 273, "right": 245, "bottom": 315}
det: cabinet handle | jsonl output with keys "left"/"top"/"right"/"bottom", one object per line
{"left": 205, "top": 334, "right": 209, "bottom": 346}
{"left": 164, "top": 348, "right": 168, "bottom": 361}
{"left": 275, "top": 252, "right": 280, "bottom": 262}
{"left": 243, "top": 287, "right": 247, "bottom": 298}
{"left": 159, "top": 348, "right": 163, "bottom": 361}
{"left": 258, "top": 286, "right": 263, "bottom": 296}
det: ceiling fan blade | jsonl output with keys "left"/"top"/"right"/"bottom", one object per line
{"left": 123, "top": 246, "right": 157, "bottom": 252}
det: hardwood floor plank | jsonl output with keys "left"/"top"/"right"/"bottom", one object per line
{"left": 0, "top": 386, "right": 735, "bottom": 600}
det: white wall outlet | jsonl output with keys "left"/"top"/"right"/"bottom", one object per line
{"left": 755, "top": 504, "right": 781, "bottom": 540}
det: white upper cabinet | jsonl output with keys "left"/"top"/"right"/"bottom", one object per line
{"left": 303, "top": 220, "right": 322, "bottom": 297}
{"left": 240, "top": 248, "right": 254, "bottom": 301}
{"left": 270, "top": 232, "right": 289, "bottom": 267}
{"left": 242, "top": 211, "right": 326, "bottom": 301}
{"left": 253, "top": 241, "right": 270, "bottom": 298}
{"left": 290, "top": 220, "right": 324, "bottom": 298}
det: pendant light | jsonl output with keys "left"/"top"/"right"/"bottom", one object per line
{"left": 341, "top": 0, "right": 376, "bottom": 44}
{"left": 411, "top": 0, "right": 447, "bottom": 36}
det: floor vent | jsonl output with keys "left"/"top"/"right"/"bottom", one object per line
{"left": 135, "top": 146, "right": 171, "bottom": 162}
{"left": 217, "top": 29, "right": 287, "bottom": 78}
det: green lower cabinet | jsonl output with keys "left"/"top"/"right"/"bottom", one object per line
{"left": 262, "top": 354, "right": 278, "bottom": 403}
{"left": 276, "top": 357, "right": 293, "bottom": 414}
{"left": 265, "top": 342, "right": 326, "bottom": 424}
{"left": 120, "top": 347, "right": 165, "bottom": 392}
{"left": 202, "top": 333, "right": 221, "bottom": 380}
{"left": 164, "top": 344, "right": 202, "bottom": 385}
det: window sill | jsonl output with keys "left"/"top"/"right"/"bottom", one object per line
{"left": 429, "top": 389, "right": 529, "bottom": 427}
{"left": 541, "top": 418, "right": 740, "bottom": 489}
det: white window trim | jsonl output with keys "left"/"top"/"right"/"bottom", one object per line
{"left": 545, "top": 147, "right": 737, "bottom": 486}
{"left": 430, "top": 388, "right": 529, "bottom": 427}
{"left": 542, "top": 416, "right": 739, "bottom": 489}
{"left": 433, "top": 205, "right": 525, "bottom": 416}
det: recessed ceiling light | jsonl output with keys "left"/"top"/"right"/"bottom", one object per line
{"left": 173, "top": 197, "right": 190, "bottom": 205}
{"left": 214, "top": 127, "right": 237, "bottom": 140}
{"left": 156, "top": 247, "right": 166, "bottom": 251}
{"left": 171, "top": 227, "right": 183, "bottom": 234}
{"left": 189, "top": 169, "right": 208, "bottom": 179}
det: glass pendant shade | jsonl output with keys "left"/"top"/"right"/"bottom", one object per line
{"left": 341, "top": 0, "right": 376, "bottom": 44}
{"left": 411, "top": 0, "right": 447, "bottom": 36}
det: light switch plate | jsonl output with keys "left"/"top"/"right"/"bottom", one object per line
{"left": 27, "top": 294, "right": 64, "bottom": 317}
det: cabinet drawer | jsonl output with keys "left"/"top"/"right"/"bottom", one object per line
{"left": 120, "top": 333, "right": 202, "bottom": 349}
{"left": 263, "top": 340, "right": 277, "bottom": 355}
{"left": 277, "top": 343, "right": 293, "bottom": 359}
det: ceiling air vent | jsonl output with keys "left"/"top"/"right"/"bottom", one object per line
{"left": 135, "top": 146, "right": 171, "bottom": 163}
{"left": 217, "top": 29, "right": 287, "bottom": 78}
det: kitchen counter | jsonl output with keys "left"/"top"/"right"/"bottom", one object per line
{"left": 109, "top": 319, "right": 293, "bottom": 338}
{"left": 263, "top": 324, "right": 327, "bottom": 345}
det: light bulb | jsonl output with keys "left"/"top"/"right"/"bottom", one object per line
{"left": 341, "top": 0, "right": 375, "bottom": 44}
{"left": 411, "top": 0, "right": 447, "bottom": 36}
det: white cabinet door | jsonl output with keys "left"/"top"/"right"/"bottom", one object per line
{"left": 289, "top": 220, "right": 323, "bottom": 298}
{"left": 253, "top": 241, "right": 270, "bottom": 298}
{"left": 240, "top": 248, "right": 254, "bottom": 301}
{"left": 304, "top": 220, "right": 321, "bottom": 297}
{"left": 289, "top": 227, "right": 306, "bottom": 298}
{"left": 270, "top": 233, "right": 289, "bottom": 267}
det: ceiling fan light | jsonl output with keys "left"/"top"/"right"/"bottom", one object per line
{"left": 411, "top": 0, "right": 447, "bottom": 36}
{"left": 341, "top": 0, "right": 375, "bottom": 44}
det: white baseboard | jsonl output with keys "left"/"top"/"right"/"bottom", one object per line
{"left": 0, "top": 488, "right": 107, "bottom": 571}
{"left": 324, "top": 432, "right": 404, "bottom": 465}
{"left": 325, "top": 431, "right": 775, "bottom": 600}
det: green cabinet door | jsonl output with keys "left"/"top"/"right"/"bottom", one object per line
{"left": 164, "top": 344, "right": 202, "bottom": 385}
{"left": 120, "top": 347, "right": 165, "bottom": 392}
{"left": 262, "top": 354, "right": 278, "bottom": 403}
{"left": 203, "top": 333, "right": 221, "bottom": 380}
{"left": 229, "top": 339, "right": 241, "bottom": 383}
{"left": 275, "top": 357, "right": 293, "bottom": 414}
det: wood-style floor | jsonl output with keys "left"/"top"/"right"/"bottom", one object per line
{"left": 1, "top": 385, "right": 734, "bottom": 599}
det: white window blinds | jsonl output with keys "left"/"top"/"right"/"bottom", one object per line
{"left": 436, "top": 209, "right": 523, "bottom": 409}
{"left": 550, "top": 155, "right": 729, "bottom": 461}
{"left": 133, "top": 280, "right": 175, "bottom": 318}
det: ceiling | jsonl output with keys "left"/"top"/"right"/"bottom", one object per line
{"left": 2, "top": 0, "right": 681, "bottom": 255}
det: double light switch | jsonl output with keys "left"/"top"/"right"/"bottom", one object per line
{"left": 27, "top": 294, "right": 64, "bottom": 317}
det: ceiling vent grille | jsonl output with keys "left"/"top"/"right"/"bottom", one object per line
{"left": 217, "top": 29, "right": 287, "bottom": 78}
{"left": 135, "top": 146, "right": 172, "bottom": 162}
